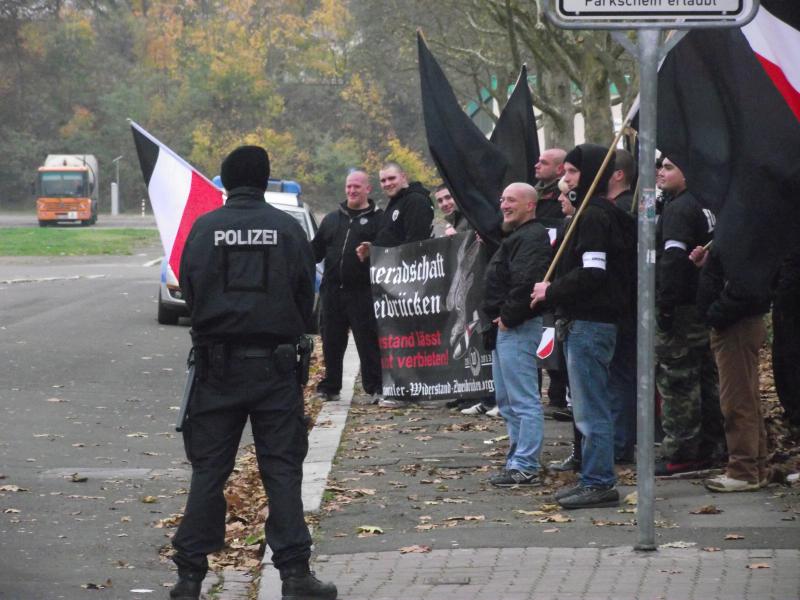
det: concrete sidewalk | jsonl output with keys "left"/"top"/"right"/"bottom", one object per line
{"left": 251, "top": 340, "right": 799, "bottom": 600}
{"left": 311, "top": 546, "right": 798, "bottom": 600}
{"left": 281, "top": 375, "right": 797, "bottom": 598}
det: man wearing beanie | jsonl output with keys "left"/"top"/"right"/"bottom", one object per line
{"left": 654, "top": 156, "right": 724, "bottom": 477}
{"left": 532, "top": 143, "right": 632, "bottom": 509}
{"left": 170, "top": 146, "right": 337, "bottom": 600}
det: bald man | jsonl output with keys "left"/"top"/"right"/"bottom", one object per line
{"left": 534, "top": 148, "right": 567, "bottom": 222}
{"left": 534, "top": 149, "right": 570, "bottom": 413}
{"left": 312, "top": 170, "right": 384, "bottom": 404}
{"left": 482, "top": 183, "right": 554, "bottom": 487}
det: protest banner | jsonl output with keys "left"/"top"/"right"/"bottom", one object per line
{"left": 371, "top": 232, "right": 493, "bottom": 400}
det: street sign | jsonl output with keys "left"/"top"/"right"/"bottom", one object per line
{"left": 553, "top": 0, "right": 759, "bottom": 28}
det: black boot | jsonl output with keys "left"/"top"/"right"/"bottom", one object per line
{"left": 281, "top": 564, "right": 338, "bottom": 600}
{"left": 169, "top": 574, "right": 203, "bottom": 600}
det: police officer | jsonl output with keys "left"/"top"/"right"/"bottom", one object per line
{"left": 170, "top": 146, "right": 337, "bottom": 600}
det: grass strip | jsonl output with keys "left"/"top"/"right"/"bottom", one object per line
{"left": 0, "top": 227, "right": 158, "bottom": 256}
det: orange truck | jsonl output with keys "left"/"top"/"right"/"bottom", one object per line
{"left": 36, "top": 154, "right": 99, "bottom": 226}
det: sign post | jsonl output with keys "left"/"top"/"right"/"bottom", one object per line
{"left": 545, "top": 0, "right": 759, "bottom": 552}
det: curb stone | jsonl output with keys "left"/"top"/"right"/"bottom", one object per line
{"left": 257, "top": 336, "right": 359, "bottom": 600}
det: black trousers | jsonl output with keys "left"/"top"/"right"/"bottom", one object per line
{"left": 317, "top": 286, "right": 382, "bottom": 395}
{"left": 173, "top": 349, "right": 312, "bottom": 578}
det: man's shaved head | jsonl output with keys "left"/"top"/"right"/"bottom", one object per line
{"left": 535, "top": 149, "right": 567, "bottom": 183}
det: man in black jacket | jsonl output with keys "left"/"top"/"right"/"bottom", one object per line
{"left": 356, "top": 161, "right": 433, "bottom": 408}
{"left": 171, "top": 146, "right": 336, "bottom": 600}
{"left": 692, "top": 245, "right": 771, "bottom": 492}
{"left": 533, "top": 148, "right": 569, "bottom": 414}
{"left": 534, "top": 148, "right": 567, "bottom": 223}
{"left": 356, "top": 162, "right": 433, "bottom": 260}
{"left": 312, "top": 170, "right": 383, "bottom": 403}
{"left": 654, "top": 157, "right": 724, "bottom": 476}
{"left": 483, "top": 182, "right": 553, "bottom": 487}
{"left": 532, "top": 143, "right": 630, "bottom": 509}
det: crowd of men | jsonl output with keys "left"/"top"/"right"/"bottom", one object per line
{"left": 310, "top": 145, "right": 799, "bottom": 510}
{"left": 168, "top": 143, "right": 798, "bottom": 600}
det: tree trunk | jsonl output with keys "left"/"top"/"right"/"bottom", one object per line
{"left": 541, "top": 67, "right": 573, "bottom": 150}
{"left": 580, "top": 53, "right": 613, "bottom": 145}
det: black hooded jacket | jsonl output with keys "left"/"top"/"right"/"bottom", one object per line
{"left": 547, "top": 144, "right": 632, "bottom": 324}
{"left": 374, "top": 182, "right": 434, "bottom": 247}
{"left": 312, "top": 200, "right": 383, "bottom": 291}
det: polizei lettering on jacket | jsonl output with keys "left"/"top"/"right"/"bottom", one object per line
{"left": 213, "top": 229, "right": 278, "bottom": 246}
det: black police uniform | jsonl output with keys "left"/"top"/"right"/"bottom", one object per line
{"left": 173, "top": 185, "right": 315, "bottom": 580}
{"left": 312, "top": 200, "right": 383, "bottom": 396}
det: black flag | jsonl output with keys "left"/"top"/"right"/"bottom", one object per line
{"left": 418, "top": 32, "right": 507, "bottom": 246}
{"left": 656, "top": 1, "right": 800, "bottom": 292}
{"left": 490, "top": 65, "right": 539, "bottom": 187}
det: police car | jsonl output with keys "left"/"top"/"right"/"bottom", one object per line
{"left": 157, "top": 178, "right": 323, "bottom": 327}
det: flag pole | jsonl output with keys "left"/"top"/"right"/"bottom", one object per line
{"left": 630, "top": 169, "right": 641, "bottom": 215}
{"left": 541, "top": 101, "right": 639, "bottom": 283}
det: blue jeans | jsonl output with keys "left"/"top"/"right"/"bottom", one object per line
{"left": 609, "top": 321, "right": 637, "bottom": 460}
{"left": 564, "top": 320, "right": 617, "bottom": 487}
{"left": 492, "top": 317, "right": 544, "bottom": 473}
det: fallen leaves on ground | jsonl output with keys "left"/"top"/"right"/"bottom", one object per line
{"left": 660, "top": 541, "right": 696, "bottom": 549}
{"left": 702, "top": 547, "right": 721, "bottom": 552}
{"left": 724, "top": 533, "right": 745, "bottom": 540}
{"left": 0, "top": 485, "right": 28, "bottom": 492}
{"left": 690, "top": 505, "right": 723, "bottom": 515}
{"left": 399, "top": 544, "right": 431, "bottom": 554}
{"left": 70, "top": 473, "right": 87, "bottom": 483}
{"left": 81, "top": 579, "right": 112, "bottom": 590}
{"left": 357, "top": 525, "right": 384, "bottom": 537}
{"left": 747, "top": 563, "right": 770, "bottom": 569}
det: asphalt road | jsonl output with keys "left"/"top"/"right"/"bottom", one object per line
{"left": 0, "top": 213, "right": 157, "bottom": 229}
{"left": 0, "top": 244, "right": 201, "bottom": 599}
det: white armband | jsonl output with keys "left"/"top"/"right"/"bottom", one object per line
{"left": 582, "top": 251, "right": 607, "bottom": 270}
{"left": 664, "top": 240, "right": 687, "bottom": 251}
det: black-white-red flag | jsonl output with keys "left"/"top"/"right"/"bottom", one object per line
{"left": 130, "top": 121, "right": 222, "bottom": 278}
{"left": 656, "top": 0, "right": 800, "bottom": 292}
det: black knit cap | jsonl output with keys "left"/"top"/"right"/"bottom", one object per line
{"left": 220, "top": 145, "right": 270, "bottom": 191}
{"left": 564, "top": 143, "right": 615, "bottom": 202}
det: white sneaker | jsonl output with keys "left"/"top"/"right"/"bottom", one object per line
{"left": 378, "top": 397, "right": 402, "bottom": 408}
{"left": 461, "top": 402, "right": 488, "bottom": 416}
{"left": 486, "top": 406, "right": 500, "bottom": 418}
{"left": 703, "top": 474, "right": 760, "bottom": 492}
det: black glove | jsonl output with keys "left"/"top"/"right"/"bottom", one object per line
{"left": 656, "top": 310, "right": 674, "bottom": 333}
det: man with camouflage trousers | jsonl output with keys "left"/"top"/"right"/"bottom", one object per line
{"left": 654, "top": 157, "right": 726, "bottom": 476}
